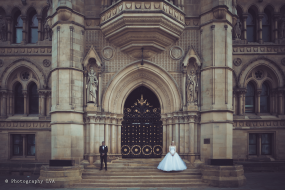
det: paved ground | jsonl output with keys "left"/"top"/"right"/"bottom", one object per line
{"left": 0, "top": 171, "right": 284, "bottom": 190}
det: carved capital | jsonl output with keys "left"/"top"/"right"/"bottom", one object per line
{"left": 213, "top": 6, "right": 227, "bottom": 20}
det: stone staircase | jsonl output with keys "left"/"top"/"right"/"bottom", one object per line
{"left": 72, "top": 158, "right": 207, "bottom": 188}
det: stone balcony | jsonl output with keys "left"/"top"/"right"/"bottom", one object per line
{"left": 100, "top": 0, "right": 185, "bottom": 58}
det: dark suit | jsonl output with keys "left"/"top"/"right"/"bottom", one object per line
{"left": 99, "top": 145, "right": 108, "bottom": 169}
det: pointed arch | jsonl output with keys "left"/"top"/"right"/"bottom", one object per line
{"left": 238, "top": 57, "right": 285, "bottom": 88}
{"left": 102, "top": 60, "right": 182, "bottom": 114}
{"left": 182, "top": 45, "right": 201, "bottom": 67}
{"left": 0, "top": 58, "right": 47, "bottom": 89}
{"left": 82, "top": 45, "right": 102, "bottom": 68}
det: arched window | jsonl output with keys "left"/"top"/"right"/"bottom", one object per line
{"left": 29, "top": 11, "right": 38, "bottom": 43}
{"left": 262, "top": 9, "right": 272, "bottom": 42}
{"left": 28, "top": 82, "right": 39, "bottom": 114}
{"left": 260, "top": 83, "right": 270, "bottom": 113}
{"left": 247, "top": 9, "right": 256, "bottom": 42}
{"left": 14, "top": 11, "right": 23, "bottom": 43}
{"left": 245, "top": 82, "right": 255, "bottom": 113}
{"left": 14, "top": 83, "right": 24, "bottom": 114}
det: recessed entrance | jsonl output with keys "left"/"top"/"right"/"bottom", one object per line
{"left": 121, "top": 86, "right": 162, "bottom": 158}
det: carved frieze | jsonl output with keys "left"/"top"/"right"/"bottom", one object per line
{"left": 0, "top": 48, "right": 51, "bottom": 55}
{"left": 233, "top": 120, "right": 285, "bottom": 128}
{"left": 0, "top": 121, "right": 51, "bottom": 128}
{"left": 233, "top": 46, "right": 285, "bottom": 54}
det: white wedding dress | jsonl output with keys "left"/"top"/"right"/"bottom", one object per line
{"left": 157, "top": 146, "right": 187, "bottom": 171}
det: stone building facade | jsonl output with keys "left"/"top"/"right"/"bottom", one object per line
{"left": 0, "top": 0, "right": 285, "bottom": 167}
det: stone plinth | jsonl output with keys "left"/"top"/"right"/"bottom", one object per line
{"left": 202, "top": 165, "right": 246, "bottom": 187}
{"left": 38, "top": 165, "right": 83, "bottom": 188}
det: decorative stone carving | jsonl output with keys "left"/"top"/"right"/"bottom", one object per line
{"left": 233, "top": 58, "right": 242, "bottom": 66}
{"left": 281, "top": 58, "right": 285, "bottom": 66}
{"left": 0, "top": 59, "right": 3, "bottom": 67}
{"left": 44, "top": 24, "right": 53, "bottom": 41}
{"left": 102, "top": 46, "right": 115, "bottom": 60}
{"left": 87, "top": 67, "right": 98, "bottom": 104}
{"left": 233, "top": 19, "right": 242, "bottom": 40}
{"left": 170, "top": 46, "right": 183, "bottom": 60}
{"left": 20, "top": 71, "right": 30, "bottom": 81}
{"left": 213, "top": 7, "right": 227, "bottom": 19}
{"left": 254, "top": 69, "right": 265, "bottom": 80}
{"left": 57, "top": 9, "right": 72, "bottom": 21}
{"left": 0, "top": 16, "right": 7, "bottom": 42}
{"left": 187, "top": 69, "right": 198, "bottom": 103}
{"left": 43, "top": 59, "right": 51, "bottom": 67}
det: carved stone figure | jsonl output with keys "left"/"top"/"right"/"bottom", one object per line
{"left": 233, "top": 19, "right": 242, "bottom": 40}
{"left": 87, "top": 67, "right": 98, "bottom": 104}
{"left": 44, "top": 23, "right": 52, "bottom": 41}
{"left": 0, "top": 16, "right": 7, "bottom": 42}
{"left": 187, "top": 69, "right": 198, "bottom": 103}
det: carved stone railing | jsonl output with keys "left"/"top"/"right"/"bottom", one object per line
{"left": 101, "top": 1, "right": 185, "bottom": 24}
{"left": 100, "top": 0, "right": 185, "bottom": 59}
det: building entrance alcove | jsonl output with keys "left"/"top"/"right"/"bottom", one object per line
{"left": 121, "top": 86, "right": 163, "bottom": 158}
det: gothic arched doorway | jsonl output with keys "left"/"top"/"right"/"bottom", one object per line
{"left": 121, "top": 86, "right": 163, "bottom": 158}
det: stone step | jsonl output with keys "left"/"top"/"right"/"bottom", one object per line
{"left": 84, "top": 168, "right": 200, "bottom": 172}
{"left": 82, "top": 170, "right": 201, "bottom": 175}
{"left": 73, "top": 182, "right": 206, "bottom": 188}
{"left": 81, "top": 178, "right": 202, "bottom": 183}
{"left": 82, "top": 174, "right": 202, "bottom": 180}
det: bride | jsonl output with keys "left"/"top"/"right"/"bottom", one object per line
{"left": 157, "top": 141, "right": 187, "bottom": 171}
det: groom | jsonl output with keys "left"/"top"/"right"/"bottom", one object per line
{"left": 99, "top": 141, "right": 108, "bottom": 170}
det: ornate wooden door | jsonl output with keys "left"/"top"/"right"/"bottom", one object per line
{"left": 121, "top": 95, "right": 163, "bottom": 158}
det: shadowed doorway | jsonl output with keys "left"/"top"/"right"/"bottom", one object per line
{"left": 121, "top": 86, "right": 162, "bottom": 158}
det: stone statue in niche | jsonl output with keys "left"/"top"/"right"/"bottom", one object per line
{"left": 44, "top": 23, "right": 52, "bottom": 41}
{"left": 87, "top": 67, "right": 98, "bottom": 104}
{"left": 0, "top": 16, "right": 7, "bottom": 42}
{"left": 233, "top": 19, "right": 242, "bottom": 40}
{"left": 187, "top": 69, "right": 198, "bottom": 104}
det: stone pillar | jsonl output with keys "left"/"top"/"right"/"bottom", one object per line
{"left": 21, "top": 16, "right": 27, "bottom": 44}
{"left": 162, "top": 118, "right": 167, "bottom": 154}
{"left": 179, "top": 117, "right": 185, "bottom": 154}
{"left": 111, "top": 117, "right": 117, "bottom": 154}
{"left": 39, "top": 91, "right": 46, "bottom": 117}
{"left": 189, "top": 116, "right": 195, "bottom": 163}
{"left": 23, "top": 91, "right": 27, "bottom": 116}
{"left": 50, "top": 5, "right": 85, "bottom": 164}
{"left": 8, "top": 92, "right": 13, "bottom": 116}
{"left": 256, "top": 89, "right": 262, "bottom": 115}
{"left": 182, "top": 68, "right": 186, "bottom": 106}
{"left": 94, "top": 117, "right": 100, "bottom": 156}
{"left": 242, "top": 14, "right": 248, "bottom": 41}
{"left": 37, "top": 16, "right": 42, "bottom": 41}
{"left": 167, "top": 117, "right": 172, "bottom": 148}
{"left": 89, "top": 116, "right": 95, "bottom": 164}
{"left": 117, "top": 118, "right": 122, "bottom": 155}
{"left": 258, "top": 14, "right": 263, "bottom": 44}
{"left": 104, "top": 117, "right": 110, "bottom": 152}
{"left": 200, "top": 3, "right": 233, "bottom": 163}
{"left": 273, "top": 14, "right": 280, "bottom": 43}
{"left": 22, "top": 134, "right": 26, "bottom": 158}
{"left": 98, "top": 72, "right": 102, "bottom": 107}
{"left": 233, "top": 90, "right": 236, "bottom": 115}
{"left": 173, "top": 116, "right": 179, "bottom": 152}
{"left": 0, "top": 91, "right": 7, "bottom": 118}
{"left": 278, "top": 90, "right": 284, "bottom": 115}
{"left": 47, "top": 91, "right": 51, "bottom": 117}
{"left": 6, "top": 17, "right": 12, "bottom": 43}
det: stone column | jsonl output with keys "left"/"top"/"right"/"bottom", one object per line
{"left": 22, "top": 134, "right": 26, "bottom": 158}
{"left": 233, "top": 90, "right": 236, "bottom": 115}
{"left": 111, "top": 117, "right": 117, "bottom": 154}
{"left": 273, "top": 14, "right": 280, "bottom": 43}
{"left": 6, "top": 17, "right": 12, "bottom": 43}
{"left": 23, "top": 91, "right": 27, "bottom": 116}
{"left": 104, "top": 117, "right": 110, "bottom": 152}
{"left": 8, "top": 92, "right": 13, "bottom": 116}
{"left": 21, "top": 16, "right": 27, "bottom": 44}
{"left": 98, "top": 72, "right": 102, "bottom": 107}
{"left": 256, "top": 89, "right": 262, "bottom": 115}
{"left": 167, "top": 117, "right": 172, "bottom": 148}
{"left": 189, "top": 116, "right": 195, "bottom": 162}
{"left": 173, "top": 116, "right": 179, "bottom": 153}
{"left": 258, "top": 14, "right": 263, "bottom": 44}
{"left": 94, "top": 117, "right": 100, "bottom": 156}
{"left": 242, "top": 14, "right": 248, "bottom": 41}
{"left": 37, "top": 16, "right": 42, "bottom": 41}
{"left": 39, "top": 91, "right": 46, "bottom": 117}
{"left": 238, "top": 91, "right": 244, "bottom": 115}
{"left": 89, "top": 116, "right": 95, "bottom": 165}
{"left": 179, "top": 117, "right": 185, "bottom": 154}
{"left": 0, "top": 91, "right": 7, "bottom": 118}
{"left": 117, "top": 118, "right": 122, "bottom": 155}
{"left": 47, "top": 91, "right": 51, "bottom": 117}
{"left": 182, "top": 68, "right": 186, "bottom": 106}
{"left": 162, "top": 118, "right": 167, "bottom": 154}
{"left": 278, "top": 90, "right": 284, "bottom": 115}
{"left": 50, "top": 5, "right": 85, "bottom": 163}
{"left": 200, "top": 3, "right": 233, "bottom": 163}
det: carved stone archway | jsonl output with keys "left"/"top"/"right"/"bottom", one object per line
{"left": 102, "top": 60, "right": 182, "bottom": 114}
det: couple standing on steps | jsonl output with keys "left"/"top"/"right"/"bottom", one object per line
{"left": 99, "top": 140, "right": 187, "bottom": 172}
